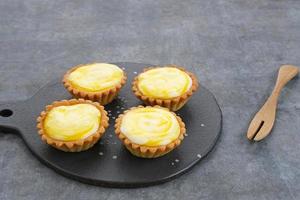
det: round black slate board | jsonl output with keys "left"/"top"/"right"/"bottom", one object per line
{"left": 0, "top": 62, "right": 222, "bottom": 188}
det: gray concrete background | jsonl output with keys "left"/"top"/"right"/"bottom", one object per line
{"left": 0, "top": 0, "right": 299, "bottom": 199}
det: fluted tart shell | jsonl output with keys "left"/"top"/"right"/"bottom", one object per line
{"left": 36, "top": 99, "right": 109, "bottom": 152}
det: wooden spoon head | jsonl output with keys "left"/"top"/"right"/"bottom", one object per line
{"left": 247, "top": 100, "right": 276, "bottom": 141}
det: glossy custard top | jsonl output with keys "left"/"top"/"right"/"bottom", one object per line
{"left": 44, "top": 104, "right": 101, "bottom": 141}
{"left": 120, "top": 107, "right": 181, "bottom": 146}
{"left": 137, "top": 67, "right": 192, "bottom": 99}
{"left": 68, "top": 63, "right": 124, "bottom": 92}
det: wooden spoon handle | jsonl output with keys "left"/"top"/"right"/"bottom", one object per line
{"left": 272, "top": 65, "right": 299, "bottom": 96}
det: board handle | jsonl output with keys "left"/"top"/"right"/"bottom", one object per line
{"left": 0, "top": 102, "right": 20, "bottom": 134}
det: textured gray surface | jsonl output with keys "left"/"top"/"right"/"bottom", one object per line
{"left": 0, "top": 0, "right": 299, "bottom": 199}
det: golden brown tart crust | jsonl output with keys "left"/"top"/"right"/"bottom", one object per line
{"left": 63, "top": 63, "right": 127, "bottom": 105}
{"left": 114, "top": 105, "right": 185, "bottom": 158}
{"left": 132, "top": 65, "right": 199, "bottom": 111}
{"left": 36, "top": 99, "right": 109, "bottom": 152}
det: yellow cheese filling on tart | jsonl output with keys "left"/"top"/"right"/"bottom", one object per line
{"left": 137, "top": 67, "right": 192, "bottom": 99}
{"left": 120, "top": 107, "right": 180, "bottom": 146}
{"left": 44, "top": 104, "right": 101, "bottom": 141}
{"left": 67, "top": 63, "right": 124, "bottom": 92}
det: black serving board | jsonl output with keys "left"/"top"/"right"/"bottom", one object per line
{"left": 0, "top": 62, "right": 222, "bottom": 188}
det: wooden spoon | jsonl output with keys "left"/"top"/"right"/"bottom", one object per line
{"left": 247, "top": 65, "right": 299, "bottom": 141}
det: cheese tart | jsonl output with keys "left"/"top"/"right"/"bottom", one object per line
{"left": 63, "top": 63, "right": 127, "bottom": 105}
{"left": 115, "top": 106, "right": 185, "bottom": 158}
{"left": 36, "top": 99, "right": 109, "bottom": 152}
{"left": 132, "top": 65, "right": 198, "bottom": 111}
